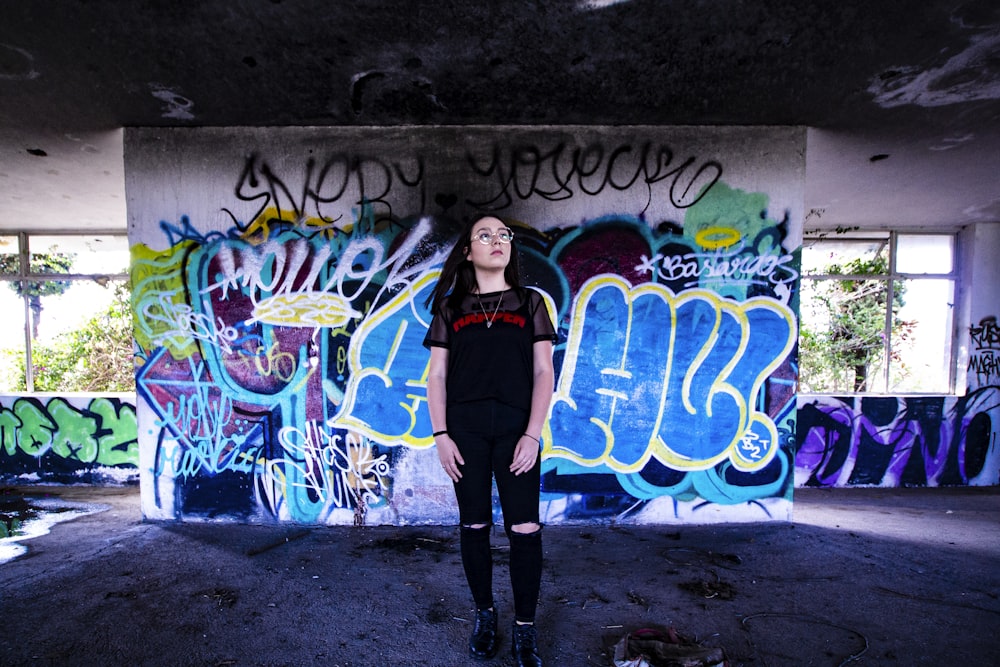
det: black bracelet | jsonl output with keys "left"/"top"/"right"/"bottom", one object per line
{"left": 433, "top": 430, "right": 448, "bottom": 437}
{"left": 522, "top": 433, "right": 540, "bottom": 443}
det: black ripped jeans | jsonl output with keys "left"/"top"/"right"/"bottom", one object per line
{"left": 448, "top": 399, "right": 543, "bottom": 623}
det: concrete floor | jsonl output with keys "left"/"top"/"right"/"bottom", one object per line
{"left": 1, "top": 485, "right": 997, "bottom": 667}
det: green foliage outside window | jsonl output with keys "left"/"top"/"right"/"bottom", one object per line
{"left": 2, "top": 282, "right": 134, "bottom": 392}
{"left": 799, "top": 256, "right": 914, "bottom": 393}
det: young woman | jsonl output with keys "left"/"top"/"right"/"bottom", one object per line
{"left": 423, "top": 215, "right": 556, "bottom": 666}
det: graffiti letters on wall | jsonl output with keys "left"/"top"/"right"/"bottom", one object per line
{"left": 795, "top": 393, "right": 998, "bottom": 487}
{"left": 0, "top": 396, "right": 138, "bottom": 484}
{"left": 969, "top": 316, "right": 999, "bottom": 389}
{"left": 130, "top": 130, "right": 802, "bottom": 525}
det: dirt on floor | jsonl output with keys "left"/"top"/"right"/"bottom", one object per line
{"left": 0, "top": 484, "right": 998, "bottom": 666}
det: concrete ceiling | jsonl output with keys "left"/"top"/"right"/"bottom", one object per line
{"left": 1, "top": 0, "right": 999, "bottom": 233}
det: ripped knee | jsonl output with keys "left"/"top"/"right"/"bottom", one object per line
{"left": 508, "top": 522, "right": 541, "bottom": 536}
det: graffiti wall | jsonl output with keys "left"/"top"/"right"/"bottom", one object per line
{"left": 126, "top": 126, "right": 804, "bottom": 524}
{"left": 795, "top": 393, "right": 998, "bottom": 488}
{"left": 0, "top": 394, "right": 138, "bottom": 484}
{"left": 969, "top": 316, "right": 999, "bottom": 392}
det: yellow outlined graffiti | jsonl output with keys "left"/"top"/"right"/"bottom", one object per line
{"left": 330, "top": 271, "right": 439, "bottom": 448}
{"left": 545, "top": 274, "right": 795, "bottom": 474}
{"left": 331, "top": 273, "right": 559, "bottom": 451}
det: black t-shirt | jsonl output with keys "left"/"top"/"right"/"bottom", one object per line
{"left": 423, "top": 288, "right": 558, "bottom": 411}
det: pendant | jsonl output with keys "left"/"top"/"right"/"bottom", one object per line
{"left": 486, "top": 320, "right": 493, "bottom": 328}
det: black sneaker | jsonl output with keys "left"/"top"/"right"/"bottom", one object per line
{"left": 468, "top": 606, "right": 499, "bottom": 660}
{"left": 511, "top": 622, "right": 542, "bottom": 667}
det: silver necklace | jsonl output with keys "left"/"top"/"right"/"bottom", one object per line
{"left": 477, "top": 291, "right": 503, "bottom": 328}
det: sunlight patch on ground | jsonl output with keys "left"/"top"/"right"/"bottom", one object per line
{"left": 0, "top": 495, "right": 107, "bottom": 565}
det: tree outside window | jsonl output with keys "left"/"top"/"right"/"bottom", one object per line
{"left": 0, "top": 251, "right": 75, "bottom": 340}
{"left": 0, "top": 233, "right": 134, "bottom": 393}
{"left": 799, "top": 231, "right": 955, "bottom": 394}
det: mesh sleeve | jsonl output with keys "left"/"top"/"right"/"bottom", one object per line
{"left": 422, "top": 302, "right": 452, "bottom": 349}
{"left": 529, "top": 290, "right": 558, "bottom": 343}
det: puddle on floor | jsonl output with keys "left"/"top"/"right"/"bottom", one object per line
{"left": 0, "top": 489, "right": 107, "bottom": 564}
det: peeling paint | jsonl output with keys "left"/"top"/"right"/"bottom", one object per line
{"left": 150, "top": 85, "right": 195, "bottom": 121}
{"left": 869, "top": 29, "right": 1000, "bottom": 107}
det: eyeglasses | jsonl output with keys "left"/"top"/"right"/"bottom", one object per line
{"left": 472, "top": 228, "right": 514, "bottom": 245}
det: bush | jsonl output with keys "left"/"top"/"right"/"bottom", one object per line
{"left": 5, "top": 282, "right": 134, "bottom": 392}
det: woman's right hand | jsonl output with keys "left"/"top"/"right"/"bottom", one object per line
{"left": 435, "top": 434, "right": 465, "bottom": 482}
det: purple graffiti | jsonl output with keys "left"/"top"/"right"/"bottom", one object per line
{"left": 795, "top": 395, "right": 995, "bottom": 487}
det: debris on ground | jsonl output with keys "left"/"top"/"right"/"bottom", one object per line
{"left": 612, "top": 626, "right": 729, "bottom": 667}
{"left": 678, "top": 577, "right": 736, "bottom": 600}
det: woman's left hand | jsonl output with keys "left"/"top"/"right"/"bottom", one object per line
{"left": 510, "top": 435, "right": 540, "bottom": 476}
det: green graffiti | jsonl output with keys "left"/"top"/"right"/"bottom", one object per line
{"left": 0, "top": 408, "right": 23, "bottom": 456}
{"left": 90, "top": 397, "right": 139, "bottom": 466}
{"left": 0, "top": 397, "right": 138, "bottom": 467}
{"left": 684, "top": 182, "right": 773, "bottom": 244}
{"left": 679, "top": 182, "right": 795, "bottom": 301}
{"left": 11, "top": 400, "right": 54, "bottom": 457}
{"left": 49, "top": 399, "right": 99, "bottom": 462}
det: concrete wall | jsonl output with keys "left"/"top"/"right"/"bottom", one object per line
{"left": 125, "top": 126, "right": 803, "bottom": 525}
{"left": 965, "top": 223, "right": 1000, "bottom": 395}
{"left": 0, "top": 394, "right": 138, "bottom": 484}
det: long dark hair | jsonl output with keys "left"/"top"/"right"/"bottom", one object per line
{"left": 426, "top": 214, "right": 523, "bottom": 314}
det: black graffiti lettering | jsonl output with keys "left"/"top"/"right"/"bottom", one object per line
{"left": 261, "top": 160, "right": 301, "bottom": 220}
{"left": 233, "top": 155, "right": 268, "bottom": 205}
{"left": 520, "top": 144, "right": 565, "bottom": 201}
{"left": 234, "top": 153, "right": 425, "bottom": 227}
{"left": 466, "top": 144, "right": 511, "bottom": 209}
{"left": 312, "top": 155, "right": 353, "bottom": 210}
{"left": 512, "top": 146, "right": 544, "bottom": 199}
{"left": 969, "top": 316, "right": 999, "bottom": 350}
{"left": 640, "top": 145, "right": 723, "bottom": 208}
{"left": 968, "top": 350, "right": 998, "bottom": 383}
{"left": 354, "top": 156, "right": 394, "bottom": 208}
{"left": 233, "top": 155, "right": 282, "bottom": 226}
{"left": 466, "top": 141, "right": 723, "bottom": 211}
{"left": 574, "top": 144, "right": 609, "bottom": 196}
{"left": 605, "top": 144, "right": 644, "bottom": 192}
{"left": 671, "top": 159, "right": 722, "bottom": 208}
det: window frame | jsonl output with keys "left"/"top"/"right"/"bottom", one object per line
{"left": 0, "top": 229, "right": 131, "bottom": 393}
{"left": 800, "top": 229, "right": 960, "bottom": 395}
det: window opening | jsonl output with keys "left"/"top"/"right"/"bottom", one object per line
{"left": 799, "top": 231, "right": 956, "bottom": 394}
{"left": 0, "top": 232, "right": 132, "bottom": 393}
